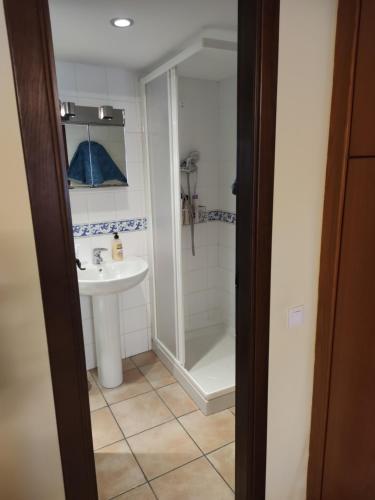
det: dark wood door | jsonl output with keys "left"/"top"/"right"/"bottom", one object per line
{"left": 350, "top": 0, "right": 375, "bottom": 157}
{"left": 321, "top": 158, "right": 375, "bottom": 499}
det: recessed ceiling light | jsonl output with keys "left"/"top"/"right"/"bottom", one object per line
{"left": 110, "top": 18, "right": 134, "bottom": 28}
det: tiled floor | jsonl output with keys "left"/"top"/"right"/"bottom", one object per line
{"left": 89, "top": 350, "right": 235, "bottom": 500}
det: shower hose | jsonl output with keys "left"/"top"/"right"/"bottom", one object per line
{"left": 186, "top": 171, "right": 196, "bottom": 256}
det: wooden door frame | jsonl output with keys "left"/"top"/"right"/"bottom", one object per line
{"left": 307, "top": 1, "right": 362, "bottom": 499}
{"left": 3, "top": 0, "right": 279, "bottom": 498}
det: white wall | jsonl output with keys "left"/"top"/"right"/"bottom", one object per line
{"left": 218, "top": 77, "right": 237, "bottom": 335}
{"left": 0, "top": 5, "right": 65, "bottom": 498}
{"left": 219, "top": 77, "right": 237, "bottom": 214}
{"left": 179, "top": 77, "right": 222, "bottom": 331}
{"left": 178, "top": 76, "right": 237, "bottom": 335}
{"left": 56, "top": 61, "right": 151, "bottom": 367}
{"left": 266, "top": 1, "right": 338, "bottom": 499}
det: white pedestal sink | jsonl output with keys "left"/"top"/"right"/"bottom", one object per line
{"left": 77, "top": 256, "right": 148, "bottom": 389}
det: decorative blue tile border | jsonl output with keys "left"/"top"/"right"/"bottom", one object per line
{"left": 208, "top": 210, "right": 236, "bottom": 224}
{"left": 90, "top": 221, "right": 119, "bottom": 236}
{"left": 73, "top": 223, "right": 90, "bottom": 238}
{"left": 72, "top": 211, "right": 235, "bottom": 238}
{"left": 73, "top": 217, "right": 147, "bottom": 238}
{"left": 207, "top": 210, "right": 221, "bottom": 221}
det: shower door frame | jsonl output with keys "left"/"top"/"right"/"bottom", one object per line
{"left": 141, "top": 36, "right": 240, "bottom": 412}
{"left": 141, "top": 67, "right": 186, "bottom": 366}
{"left": 4, "top": 0, "right": 280, "bottom": 499}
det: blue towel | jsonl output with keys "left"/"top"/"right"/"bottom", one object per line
{"left": 68, "top": 140, "right": 127, "bottom": 186}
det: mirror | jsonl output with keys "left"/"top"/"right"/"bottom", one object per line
{"left": 62, "top": 104, "right": 128, "bottom": 188}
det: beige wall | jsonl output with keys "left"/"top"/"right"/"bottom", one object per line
{"left": 0, "top": 4, "right": 65, "bottom": 499}
{"left": 266, "top": 1, "right": 338, "bottom": 499}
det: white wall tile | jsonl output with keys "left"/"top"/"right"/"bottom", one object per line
{"left": 218, "top": 268, "right": 235, "bottom": 294}
{"left": 205, "top": 221, "right": 220, "bottom": 245}
{"left": 116, "top": 231, "right": 144, "bottom": 257}
{"left": 188, "top": 290, "right": 209, "bottom": 315}
{"left": 126, "top": 162, "right": 144, "bottom": 191}
{"left": 198, "top": 187, "right": 219, "bottom": 210}
{"left": 187, "top": 246, "right": 207, "bottom": 271}
{"left": 123, "top": 329, "right": 149, "bottom": 357}
{"left": 87, "top": 191, "right": 117, "bottom": 223}
{"left": 57, "top": 59, "right": 151, "bottom": 366}
{"left": 124, "top": 101, "right": 142, "bottom": 132}
{"left": 115, "top": 189, "right": 145, "bottom": 219}
{"left": 186, "top": 269, "right": 208, "bottom": 293}
{"left": 219, "top": 223, "right": 236, "bottom": 249}
{"left": 82, "top": 317, "right": 94, "bottom": 345}
{"left": 75, "top": 63, "right": 108, "bottom": 97}
{"left": 123, "top": 305, "right": 148, "bottom": 334}
{"left": 125, "top": 133, "right": 143, "bottom": 163}
{"left": 219, "top": 245, "right": 236, "bottom": 272}
{"left": 120, "top": 281, "right": 149, "bottom": 310}
{"left": 190, "top": 311, "right": 209, "bottom": 330}
{"left": 178, "top": 78, "right": 219, "bottom": 164}
{"left": 207, "top": 308, "right": 222, "bottom": 326}
{"left": 69, "top": 191, "right": 88, "bottom": 224}
{"left": 207, "top": 267, "right": 219, "bottom": 289}
{"left": 56, "top": 61, "right": 77, "bottom": 96}
{"left": 207, "top": 289, "right": 219, "bottom": 310}
{"left": 106, "top": 67, "right": 138, "bottom": 100}
{"left": 207, "top": 245, "right": 219, "bottom": 268}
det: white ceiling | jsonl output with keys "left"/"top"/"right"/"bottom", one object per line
{"left": 49, "top": 0, "right": 237, "bottom": 72}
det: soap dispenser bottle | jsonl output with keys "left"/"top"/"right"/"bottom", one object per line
{"left": 112, "top": 232, "right": 124, "bottom": 261}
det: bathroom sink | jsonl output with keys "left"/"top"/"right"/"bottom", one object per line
{"left": 77, "top": 256, "right": 149, "bottom": 389}
{"left": 77, "top": 256, "right": 148, "bottom": 296}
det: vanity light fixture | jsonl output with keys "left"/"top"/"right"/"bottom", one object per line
{"left": 60, "top": 101, "right": 76, "bottom": 118}
{"left": 110, "top": 18, "right": 134, "bottom": 28}
{"left": 98, "top": 105, "right": 114, "bottom": 120}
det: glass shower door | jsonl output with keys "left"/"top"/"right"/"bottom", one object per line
{"left": 145, "top": 70, "right": 184, "bottom": 363}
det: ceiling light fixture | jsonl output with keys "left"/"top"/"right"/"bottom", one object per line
{"left": 110, "top": 18, "right": 134, "bottom": 28}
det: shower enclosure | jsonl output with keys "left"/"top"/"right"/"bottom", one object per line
{"left": 142, "top": 31, "right": 237, "bottom": 414}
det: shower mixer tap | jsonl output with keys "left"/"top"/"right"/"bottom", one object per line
{"left": 180, "top": 151, "right": 200, "bottom": 256}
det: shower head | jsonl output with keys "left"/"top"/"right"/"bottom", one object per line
{"left": 180, "top": 151, "right": 200, "bottom": 174}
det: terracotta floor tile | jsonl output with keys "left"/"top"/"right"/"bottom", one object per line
{"left": 95, "top": 440, "right": 145, "bottom": 500}
{"left": 123, "top": 357, "right": 136, "bottom": 371}
{"left": 111, "top": 391, "right": 173, "bottom": 437}
{"left": 139, "top": 361, "right": 175, "bottom": 389}
{"left": 88, "top": 372, "right": 107, "bottom": 412}
{"left": 150, "top": 457, "right": 234, "bottom": 500}
{"left": 114, "top": 483, "right": 156, "bottom": 499}
{"left": 207, "top": 442, "right": 235, "bottom": 490}
{"left": 114, "top": 484, "right": 156, "bottom": 500}
{"left": 157, "top": 383, "right": 198, "bottom": 417}
{"left": 128, "top": 420, "right": 202, "bottom": 480}
{"left": 179, "top": 410, "right": 235, "bottom": 453}
{"left": 91, "top": 407, "right": 123, "bottom": 450}
{"left": 93, "top": 368, "right": 153, "bottom": 405}
{"left": 131, "top": 350, "right": 158, "bottom": 368}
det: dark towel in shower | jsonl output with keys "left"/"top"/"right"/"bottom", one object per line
{"left": 232, "top": 178, "right": 237, "bottom": 195}
{"left": 68, "top": 141, "right": 127, "bottom": 186}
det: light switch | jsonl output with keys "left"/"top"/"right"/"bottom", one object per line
{"left": 288, "top": 305, "right": 304, "bottom": 328}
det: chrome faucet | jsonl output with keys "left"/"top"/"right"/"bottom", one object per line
{"left": 93, "top": 248, "right": 108, "bottom": 265}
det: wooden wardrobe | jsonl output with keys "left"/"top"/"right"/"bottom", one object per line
{"left": 308, "top": 1, "right": 375, "bottom": 499}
